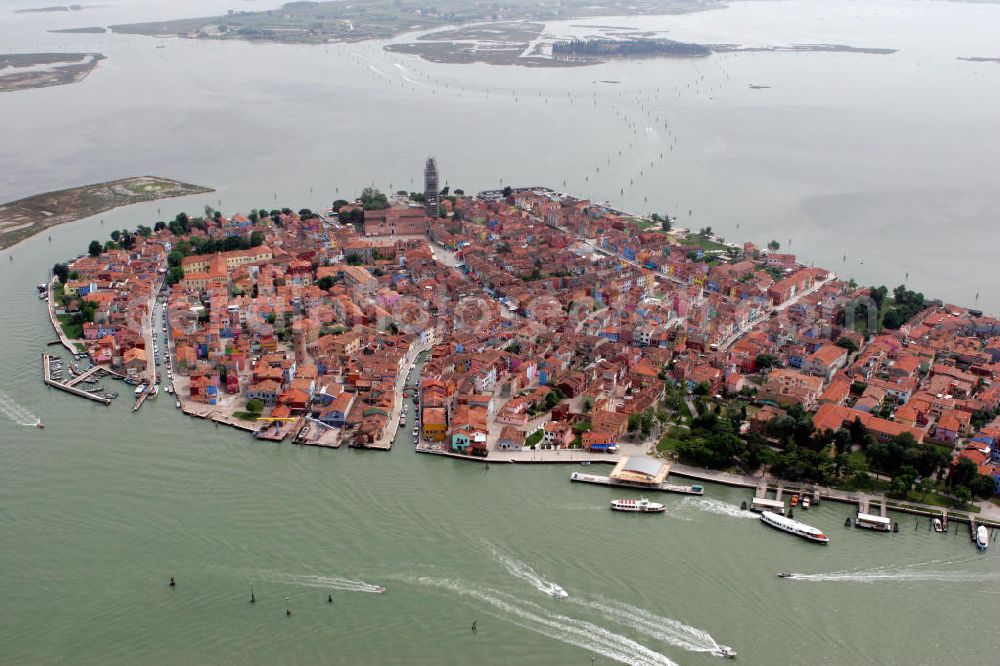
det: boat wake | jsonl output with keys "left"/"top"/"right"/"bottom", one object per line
{"left": 412, "top": 576, "right": 678, "bottom": 666}
{"left": 783, "top": 569, "right": 1000, "bottom": 584}
{"left": 392, "top": 62, "right": 420, "bottom": 86}
{"left": 263, "top": 572, "right": 386, "bottom": 594}
{"left": 571, "top": 596, "right": 724, "bottom": 655}
{"left": 0, "top": 390, "right": 40, "bottom": 426}
{"left": 680, "top": 497, "right": 756, "bottom": 519}
{"left": 490, "top": 547, "right": 569, "bottom": 598}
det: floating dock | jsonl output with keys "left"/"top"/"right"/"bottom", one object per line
{"left": 569, "top": 472, "right": 703, "bottom": 495}
{"left": 854, "top": 495, "right": 895, "bottom": 532}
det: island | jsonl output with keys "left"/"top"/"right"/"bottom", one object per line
{"left": 108, "top": 0, "right": 720, "bottom": 45}
{"left": 0, "top": 52, "right": 105, "bottom": 93}
{"left": 14, "top": 4, "right": 91, "bottom": 12}
{"left": 106, "top": 0, "right": 900, "bottom": 69}
{"left": 36, "top": 162, "right": 1000, "bottom": 523}
{"left": 551, "top": 37, "right": 712, "bottom": 61}
{"left": 0, "top": 177, "right": 214, "bottom": 250}
{"left": 49, "top": 26, "right": 107, "bottom": 34}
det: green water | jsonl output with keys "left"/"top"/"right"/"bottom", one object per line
{"left": 1, "top": 231, "right": 998, "bottom": 666}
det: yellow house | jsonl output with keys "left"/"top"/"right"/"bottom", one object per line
{"left": 421, "top": 407, "right": 447, "bottom": 442}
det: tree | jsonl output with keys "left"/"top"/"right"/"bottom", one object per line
{"left": 950, "top": 457, "right": 979, "bottom": 490}
{"left": 970, "top": 474, "right": 997, "bottom": 499}
{"left": 767, "top": 240, "right": 780, "bottom": 251}
{"left": 317, "top": 275, "right": 335, "bottom": 290}
{"left": 166, "top": 266, "right": 184, "bottom": 285}
{"left": 248, "top": 211, "right": 258, "bottom": 223}
{"left": 345, "top": 254, "right": 363, "bottom": 266}
{"left": 869, "top": 285, "right": 888, "bottom": 310}
{"left": 167, "top": 250, "right": 184, "bottom": 268}
{"left": 836, "top": 337, "right": 858, "bottom": 354}
{"left": 661, "top": 216, "right": 672, "bottom": 232}
{"left": 250, "top": 231, "right": 265, "bottom": 247}
{"left": 332, "top": 199, "right": 350, "bottom": 211}
{"left": 135, "top": 225, "right": 152, "bottom": 238}
{"left": 755, "top": 354, "right": 778, "bottom": 370}
{"left": 246, "top": 399, "right": 264, "bottom": 414}
{"left": 581, "top": 397, "right": 594, "bottom": 414}
{"left": 52, "top": 263, "right": 69, "bottom": 283}
{"left": 501, "top": 185, "right": 513, "bottom": 198}
{"left": 953, "top": 487, "right": 972, "bottom": 506}
{"left": 359, "top": 187, "right": 388, "bottom": 210}
{"left": 154, "top": 221, "right": 166, "bottom": 232}
{"left": 88, "top": 240, "right": 102, "bottom": 257}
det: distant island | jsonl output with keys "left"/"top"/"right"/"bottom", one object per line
{"left": 0, "top": 177, "right": 213, "bottom": 250}
{"left": 14, "top": 4, "right": 91, "bottom": 12}
{"left": 958, "top": 56, "right": 1000, "bottom": 63}
{"left": 50, "top": 26, "right": 106, "bottom": 34}
{"left": 713, "top": 43, "right": 898, "bottom": 55}
{"left": 552, "top": 38, "right": 712, "bottom": 60}
{"left": 108, "top": 0, "right": 720, "bottom": 44}
{"left": 0, "top": 52, "right": 105, "bottom": 93}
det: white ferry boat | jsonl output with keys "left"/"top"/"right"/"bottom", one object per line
{"left": 760, "top": 510, "right": 829, "bottom": 543}
{"left": 976, "top": 525, "right": 988, "bottom": 552}
{"left": 610, "top": 498, "right": 665, "bottom": 513}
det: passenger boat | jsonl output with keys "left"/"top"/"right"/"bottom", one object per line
{"left": 759, "top": 510, "right": 829, "bottom": 543}
{"left": 976, "top": 525, "right": 989, "bottom": 552}
{"left": 610, "top": 498, "right": 665, "bottom": 513}
{"left": 855, "top": 512, "right": 892, "bottom": 532}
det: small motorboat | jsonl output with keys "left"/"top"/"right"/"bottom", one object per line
{"left": 35, "top": 420, "right": 45, "bottom": 429}
{"left": 776, "top": 571, "right": 793, "bottom": 578}
{"left": 547, "top": 584, "right": 569, "bottom": 599}
{"left": 932, "top": 518, "right": 945, "bottom": 533}
{"left": 801, "top": 496, "right": 811, "bottom": 510}
{"left": 580, "top": 461, "right": 591, "bottom": 466}
{"left": 715, "top": 646, "right": 737, "bottom": 658}
{"left": 790, "top": 494, "right": 799, "bottom": 507}
{"left": 976, "top": 525, "right": 989, "bottom": 552}
{"left": 375, "top": 585, "right": 386, "bottom": 594}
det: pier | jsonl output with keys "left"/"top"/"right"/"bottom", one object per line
{"left": 569, "top": 471, "right": 703, "bottom": 495}
{"left": 41, "top": 353, "right": 111, "bottom": 405}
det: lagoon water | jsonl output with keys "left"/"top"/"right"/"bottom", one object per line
{"left": 2, "top": 1, "right": 1000, "bottom": 664}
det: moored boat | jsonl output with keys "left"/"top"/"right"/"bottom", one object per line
{"left": 760, "top": 510, "right": 829, "bottom": 543}
{"left": 610, "top": 498, "right": 665, "bottom": 513}
{"left": 976, "top": 525, "right": 988, "bottom": 552}
{"left": 802, "top": 496, "right": 811, "bottom": 510}
{"left": 933, "top": 518, "right": 945, "bottom": 533}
